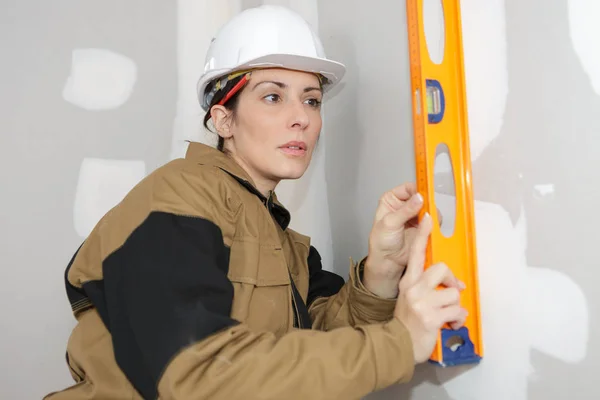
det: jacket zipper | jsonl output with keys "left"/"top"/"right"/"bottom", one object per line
{"left": 264, "top": 192, "right": 301, "bottom": 329}
{"left": 291, "top": 288, "right": 302, "bottom": 329}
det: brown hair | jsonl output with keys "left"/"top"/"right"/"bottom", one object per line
{"left": 202, "top": 74, "right": 247, "bottom": 152}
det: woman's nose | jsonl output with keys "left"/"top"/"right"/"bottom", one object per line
{"left": 288, "top": 101, "right": 310, "bottom": 130}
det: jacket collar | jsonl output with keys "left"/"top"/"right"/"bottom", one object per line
{"left": 185, "top": 141, "right": 292, "bottom": 230}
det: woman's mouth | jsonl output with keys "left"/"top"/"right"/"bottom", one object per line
{"left": 279, "top": 141, "right": 307, "bottom": 156}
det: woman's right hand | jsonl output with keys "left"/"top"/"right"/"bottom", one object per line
{"left": 393, "top": 212, "right": 468, "bottom": 363}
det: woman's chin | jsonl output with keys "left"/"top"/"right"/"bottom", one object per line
{"left": 274, "top": 165, "right": 309, "bottom": 181}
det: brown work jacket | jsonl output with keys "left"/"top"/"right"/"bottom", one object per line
{"left": 44, "top": 142, "right": 415, "bottom": 400}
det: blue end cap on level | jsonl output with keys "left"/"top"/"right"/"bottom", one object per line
{"left": 428, "top": 327, "right": 482, "bottom": 367}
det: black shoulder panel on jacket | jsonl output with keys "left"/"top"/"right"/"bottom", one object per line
{"left": 83, "top": 211, "right": 239, "bottom": 400}
{"left": 306, "top": 245, "right": 346, "bottom": 308}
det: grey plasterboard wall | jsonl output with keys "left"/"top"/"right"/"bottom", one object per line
{"left": 318, "top": 0, "right": 597, "bottom": 399}
{"left": 0, "top": 1, "right": 177, "bottom": 398}
{"left": 0, "top": 1, "right": 597, "bottom": 399}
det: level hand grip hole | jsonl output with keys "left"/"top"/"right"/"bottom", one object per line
{"left": 445, "top": 335, "right": 465, "bottom": 352}
{"left": 434, "top": 143, "right": 456, "bottom": 237}
{"left": 423, "top": 0, "right": 446, "bottom": 65}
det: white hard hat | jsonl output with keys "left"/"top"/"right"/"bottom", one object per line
{"left": 196, "top": 5, "right": 346, "bottom": 111}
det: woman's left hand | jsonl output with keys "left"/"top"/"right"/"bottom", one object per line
{"left": 363, "top": 182, "right": 427, "bottom": 299}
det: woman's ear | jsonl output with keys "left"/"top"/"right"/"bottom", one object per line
{"left": 210, "top": 105, "right": 234, "bottom": 139}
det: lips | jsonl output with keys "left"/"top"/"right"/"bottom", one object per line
{"left": 279, "top": 141, "right": 307, "bottom": 156}
{"left": 280, "top": 141, "right": 306, "bottom": 150}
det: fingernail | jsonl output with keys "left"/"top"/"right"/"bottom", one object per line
{"left": 411, "top": 193, "right": 423, "bottom": 207}
{"left": 458, "top": 280, "right": 466, "bottom": 290}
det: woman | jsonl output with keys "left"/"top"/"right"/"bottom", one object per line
{"left": 45, "top": 5, "right": 466, "bottom": 400}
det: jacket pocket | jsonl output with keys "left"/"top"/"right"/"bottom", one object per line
{"left": 228, "top": 238, "right": 292, "bottom": 336}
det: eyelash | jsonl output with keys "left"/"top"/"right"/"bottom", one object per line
{"left": 263, "top": 94, "right": 322, "bottom": 109}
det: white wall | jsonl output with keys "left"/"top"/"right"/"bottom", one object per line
{"left": 1, "top": 1, "right": 598, "bottom": 399}
{"left": 317, "top": 1, "right": 596, "bottom": 399}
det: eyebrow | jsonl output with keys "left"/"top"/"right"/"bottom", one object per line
{"left": 251, "top": 80, "right": 322, "bottom": 93}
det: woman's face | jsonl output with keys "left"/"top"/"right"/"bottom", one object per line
{"left": 212, "top": 68, "right": 323, "bottom": 192}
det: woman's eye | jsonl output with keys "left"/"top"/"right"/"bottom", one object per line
{"left": 264, "top": 94, "right": 280, "bottom": 103}
{"left": 305, "top": 98, "right": 322, "bottom": 108}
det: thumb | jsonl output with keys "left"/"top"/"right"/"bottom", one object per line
{"left": 381, "top": 193, "right": 423, "bottom": 232}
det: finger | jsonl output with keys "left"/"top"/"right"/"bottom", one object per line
{"left": 437, "top": 306, "right": 468, "bottom": 328}
{"left": 380, "top": 193, "right": 423, "bottom": 231}
{"left": 422, "top": 262, "right": 466, "bottom": 290}
{"left": 449, "top": 318, "right": 467, "bottom": 331}
{"left": 447, "top": 308, "right": 468, "bottom": 330}
{"left": 406, "top": 215, "right": 419, "bottom": 228}
{"left": 429, "top": 287, "right": 461, "bottom": 307}
{"left": 374, "top": 183, "right": 419, "bottom": 221}
{"left": 401, "top": 212, "right": 432, "bottom": 287}
{"left": 436, "top": 207, "right": 443, "bottom": 225}
{"left": 403, "top": 226, "right": 418, "bottom": 247}
{"left": 389, "top": 182, "right": 417, "bottom": 200}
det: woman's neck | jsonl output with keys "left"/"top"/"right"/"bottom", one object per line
{"left": 226, "top": 151, "right": 277, "bottom": 198}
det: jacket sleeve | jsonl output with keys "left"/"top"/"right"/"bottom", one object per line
{"left": 307, "top": 246, "right": 398, "bottom": 331}
{"left": 97, "top": 211, "right": 415, "bottom": 400}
